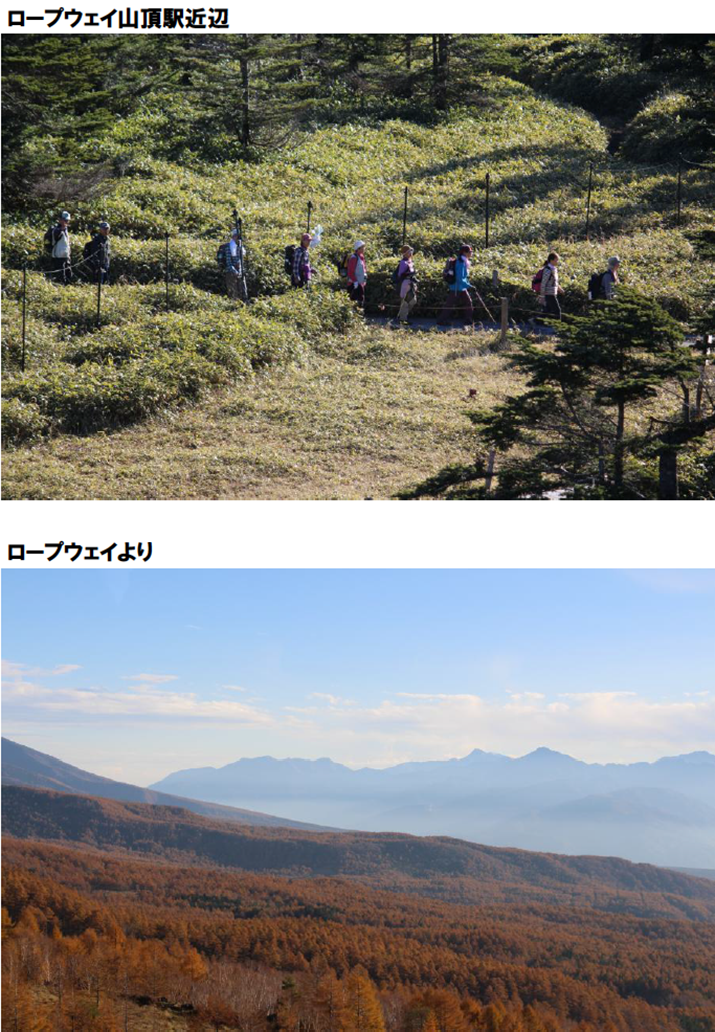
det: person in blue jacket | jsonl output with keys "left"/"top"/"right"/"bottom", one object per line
{"left": 438, "top": 244, "right": 474, "bottom": 328}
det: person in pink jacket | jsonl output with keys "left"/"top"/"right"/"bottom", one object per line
{"left": 347, "top": 241, "right": 367, "bottom": 308}
{"left": 392, "top": 245, "right": 418, "bottom": 327}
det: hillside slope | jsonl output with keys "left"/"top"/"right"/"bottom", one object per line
{"left": 1, "top": 737, "right": 328, "bottom": 831}
{"left": 4, "top": 784, "right": 715, "bottom": 923}
{"left": 3, "top": 48, "right": 713, "bottom": 499}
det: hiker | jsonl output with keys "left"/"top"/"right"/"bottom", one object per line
{"left": 438, "top": 244, "right": 474, "bottom": 328}
{"left": 347, "top": 241, "right": 367, "bottom": 307}
{"left": 224, "top": 228, "right": 247, "bottom": 300}
{"left": 602, "top": 256, "right": 621, "bottom": 300}
{"left": 292, "top": 232, "right": 313, "bottom": 289}
{"left": 392, "top": 245, "right": 418, "bottom": 326}
{"left": 84, "top": 221, "right": 111, "bottom": 284}
{"left": 44, "top": 211, "right": 72, "bottom": 285}
{"left": 538, "top": 251, "right": 564, "bottom": 320}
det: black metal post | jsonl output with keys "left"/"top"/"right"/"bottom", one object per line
{"left": 485, "top": 172, "right": 490, "bottom": 249}
{"left": 402, "top": 186, "right": 408, "bottom": 246}
{"left": 96, "top": 269, "right": 102, "bottom": 328}
{"left": 585, "top": 162, "right": 593, "bottom": 240}
{"left": 307, "top": 200, "right": 313, "bottom": 234}
{"left": 676, "top": 157, "right": 683, "bottom": 227}
{"left": 165, "top": 232, "right": 170, "bottom": 309}
{"left": 21, "top": 263, "right": 27, "bottom": 373}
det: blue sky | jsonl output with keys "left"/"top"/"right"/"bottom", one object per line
{"left": 2, "top": 569, "right": 713, "bottom": 784}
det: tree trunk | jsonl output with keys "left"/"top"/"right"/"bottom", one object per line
{"left": 658, "top": 450, "right": 679, "bottom": 500}
{"left": 240, "top": 39, "right": 250, "bottom": 149}
{"left": 436, "top": 34, "right": 450, "bottom": 111}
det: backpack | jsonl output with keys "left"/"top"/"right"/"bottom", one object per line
{"left": 336, "top": 252, "right": 350, "bottom": 278}
{"left": 44, "top": 227, "right": 55, "bottom": 253}
{"left": 588, "top": 271, "right": 605, "bottom": 300}
{"left": 84, "top": 238, "right": 98, "bottom": 262}
{"left": 390, "top": 262, "right": 403, "bottom": 288}
{"left": 443, "top": 257, "right": 457, "bottom": 285}
{"left": 284, "top": 244, "right": 297, "bottom": 277}
{"left": 531, "top": 267, "right": 544, "bottom": 293}
{"left": 217, "top": 242, "right": 229, "bottom": 267}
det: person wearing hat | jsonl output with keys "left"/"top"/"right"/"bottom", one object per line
{"left": 393, "top": 244, "right": 418, "bottom": 326}
{"left": 224, "top": 228, "right": 247, "bottom": 300}
{"left": 347, "top": 240, "right": 367, "bottom": 308}
{"left": 292, "top": 232, "right": 314, "bottom": 289}
{"left": 602, "top": 256, "right": 621, "bottom": 300}
{"left": 44, "top": 211, "right": 72, "bottom": 285}
{"left": 438, "top": 244, "right": 474, "bottom": 328}
{"left": 84, "top": 221, "right": 111, "bottom": 284}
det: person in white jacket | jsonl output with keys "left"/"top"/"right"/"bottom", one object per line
{"left": 44, "top": 211, "right": 72, "bottom": 285}
{"left": 538, "top": 251, "right": 564, "bottom": 320}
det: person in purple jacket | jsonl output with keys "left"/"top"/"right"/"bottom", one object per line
{"left": 392, "top": 245, "right": 418, "bottom": 327}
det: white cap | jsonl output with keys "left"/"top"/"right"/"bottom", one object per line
{"left": 354, "top": 240, "right": 366, "bottom": 250}
{"left": 59, "top": 211, "right": 71, "bottom": 221}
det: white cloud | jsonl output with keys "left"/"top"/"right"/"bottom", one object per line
{"left": 308, "top": 692, "right": 355, "bottom": 706}
{"left": 2, "top": 660, "right": 80, "bottom": 678}
{"left": 222, "top": 685, "right": 248, "bottom": 693}
{"left": 122, "top": 673, "right": 178, "bottom": 684}
{"left": 276, "top": 690, "right": 715, "bottom": 764}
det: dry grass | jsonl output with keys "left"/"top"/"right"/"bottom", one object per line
{"left": 2, "top": 326, "right": 519, "bottom": 500}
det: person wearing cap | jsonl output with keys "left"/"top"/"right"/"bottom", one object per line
{"left": 393, "top": 245, "right": 418, "bottom": 326}
{"left": 347, "top": 241, "right": 367, "bottom": 307}
{"left": 225, "top": 228, "right": 247, "bottom": 301}
{"left": 85, "top": 221, "right": 111, "bottom": 284}
{"left": 602, "top": 256, "right": 621, "bottom": 300}
{"left": 438, "top": 244, "right": 474, "bottom": 328}
{"left": 292, "top": 232, "right": 313, "bottom": 289}
{"left": 44, "top": 211, "right": 72, "bottom": 285}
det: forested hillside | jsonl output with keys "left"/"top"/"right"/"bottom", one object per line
{"left": 2, "top": 35, "right": 713, "bottom": 499}
{"left": 3, "top": 836, "right": 715, "bottom": 1031}
{"left": 5, "top": 786, "right": 715, "bottom": 920}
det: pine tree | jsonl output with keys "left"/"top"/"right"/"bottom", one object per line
{"left": 471, "top": 288, "right": 700, "bottom": 498}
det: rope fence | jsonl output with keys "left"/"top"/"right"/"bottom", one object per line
{"left": 9, "top": 155, "right": 713, "bottom": 369}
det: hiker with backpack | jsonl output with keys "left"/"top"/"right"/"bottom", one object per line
{"left": 290, "top": 233, "right": 313, "bottom": 289}
{"left": 44, "top": 211, "right": 72, "bottom": 285}
{"left": 586, "top": 256, "right": 621, "bottom": 302}
{"left": 437, "top": 244, "right": 474, "bottom": 328}
{"left": 537, "top": 251, "right": 564, "bottom": 321}
{"left": 221, "top": 228, "right": 247, "bottom": 301}
{"left": 391, "top": 245, "right": 418, "bottom": 327}
{"left": 602, "top": 256, "right": 621, "bottom": 300}
{"left": 83, "top": 221, "right": 111, "bottom": 284}
{"left": 346, "top": 241, "right": 367, "bottom": 308}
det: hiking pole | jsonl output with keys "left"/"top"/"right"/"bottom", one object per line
{"left": 96, "top": 267, "right": 102, "bottom": 328}
{"left": 485, "top": 172, "right": 490, "bottom": 249}
{"left": 21, "top": 263, "right": 27, "bottom": 373}
{"left": 585, "top": 162, "right": 593, "bottom": 240}
{"left": 165, "top": 232, "right": 170, "bottom": 310}
{"left": 307, "top": 200, "right": 313, "bottom": 234}
{"left": 237, "top": 215, "right": 247, "bottom": 301}
{"left": 470, "top": 285, "right": 496, "bottom": 323}
{"left": 402, "top": 186, "right": 408, "bottom": 246}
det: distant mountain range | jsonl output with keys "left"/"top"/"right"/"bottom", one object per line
{"left": 149, "top": 746, "right": 715, "bottom": 867}
{"left": 1, "top": 738, "right": 327, "bottom": 831}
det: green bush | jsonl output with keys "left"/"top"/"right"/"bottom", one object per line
{"left": 1, "top": 397, "right": 51, "bottom": 446}
{"left": 4, "top": 351, "right": 231, "bottom": 435}
{"left": 621, "top": 93, "right": 714, "bottom": 164}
